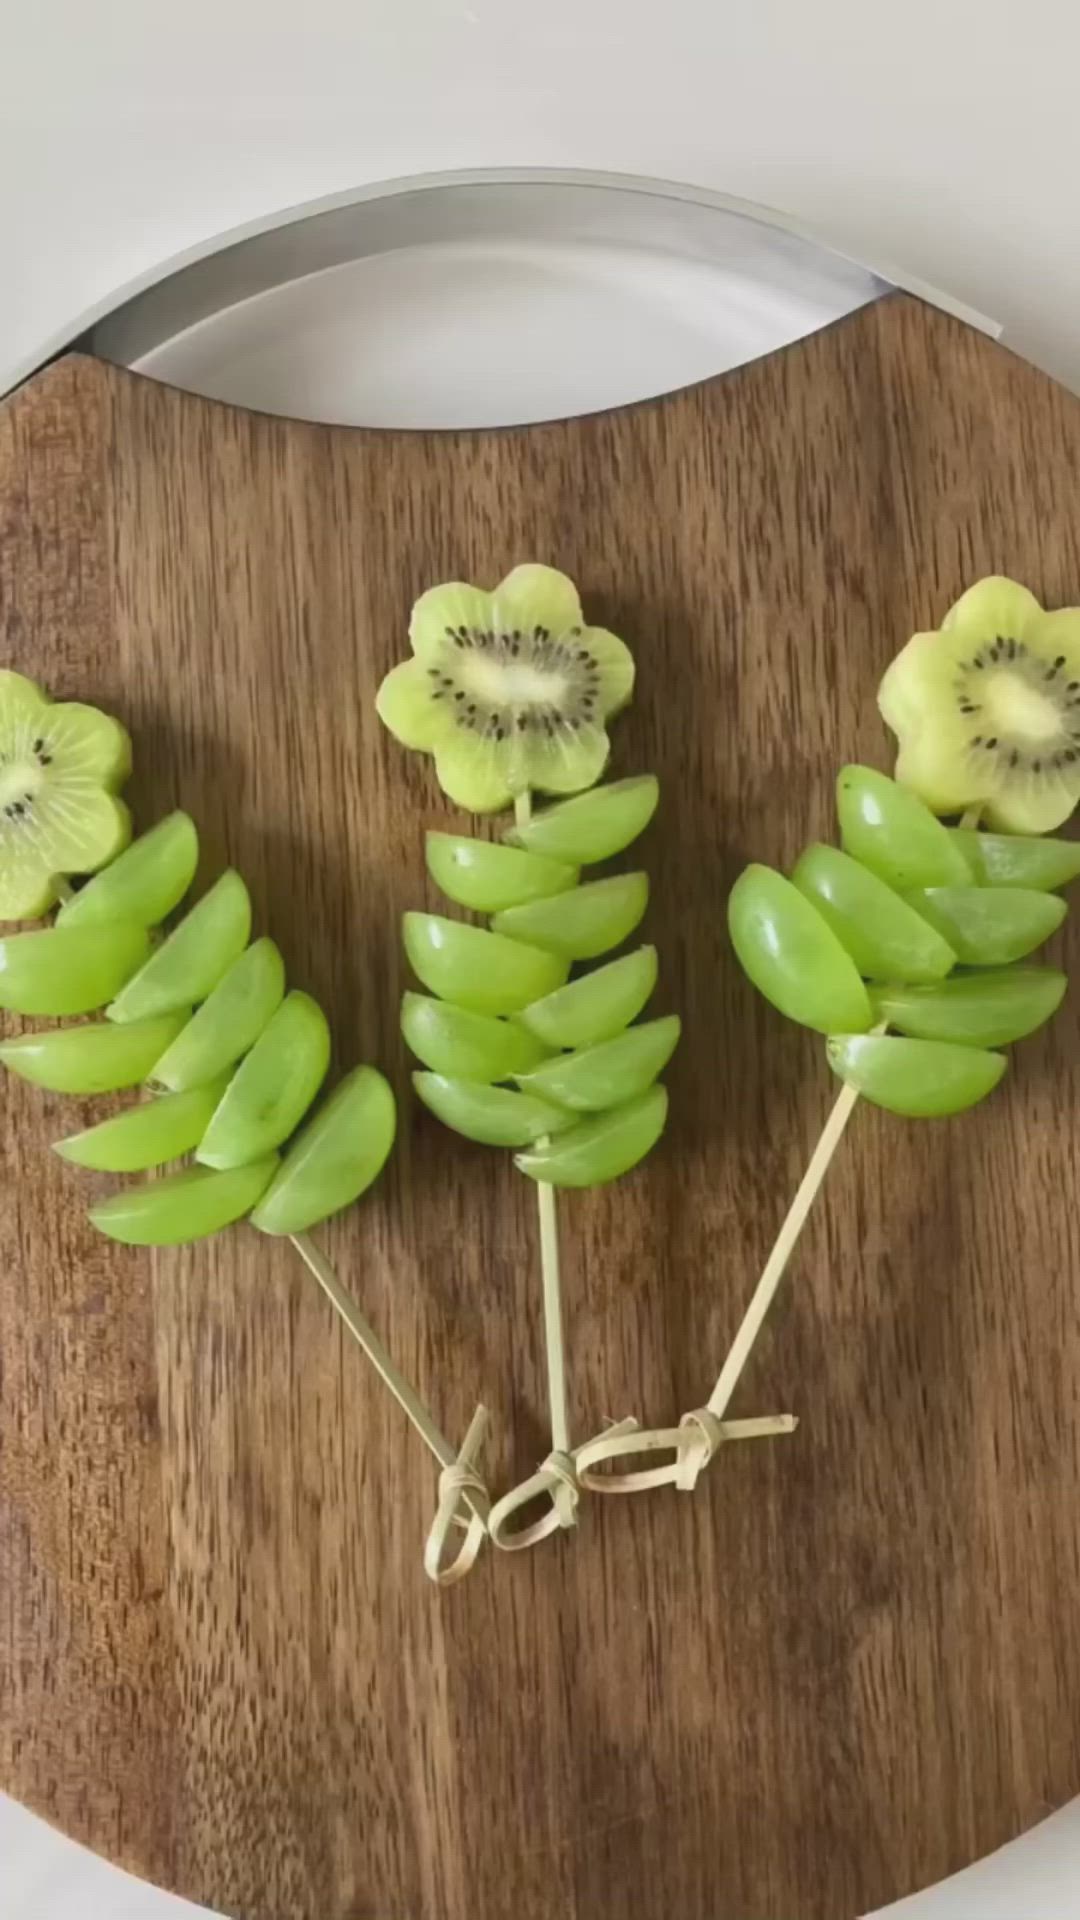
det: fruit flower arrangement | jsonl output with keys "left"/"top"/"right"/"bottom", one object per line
{"left": 3, "top": 571, "right": 1077, "bottom": 1572}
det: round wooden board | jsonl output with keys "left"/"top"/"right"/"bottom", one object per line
{"left": 3, "top": 297, "right": 1080, "bottom": 1920}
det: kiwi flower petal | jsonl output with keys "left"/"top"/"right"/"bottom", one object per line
{"left": 0, "top": 671, "right": 132, "bottom": 921}
{"left": 492, "top": 563, "right": 584, "bottom": 637}
{"left": 375, "top": 660, "right": 457, "bottom": 751}
{"left": 878, "top": 576, "right": 1080, "bottom": 834}
{"left": 409, "top": 581, "right": 494, "bottom": 664}
{"left": 942, "top": 576, "right": 1043, "bottom": 644}
{"left": 377, "top": 566, "right": 635, "bottom": 814}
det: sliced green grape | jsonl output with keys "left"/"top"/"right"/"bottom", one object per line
{"left": 728, "top": 864, "right": 873, "bottom": 1035}
{"left": 57, "top": 811, "right": 199, "bottom": 928}
{"left": 413, "top": 1072, "right": 573, "bottom": 1147}
{"left": 108, "top": 869, "right": 251, "bottom": 1022}
{"left": 491, "top": 872, "right": 648, "bottom": 960}
{"left": 401, "top": 991, "right": 549, "bottom": 1081}
{"left": 515, "top": 1084, "right": 668, "bottom": 1188}
{"left": 90, "top": 1154, "right": 279, "bottom": 1246}
{"left": 54, "top": 1076, "right": 229, "bottom": 1172}
{"left": 515, "top": 1015, "right": 681, "bottom": 1112}
{"left": 792, "top": 843, "right": 955, "bottom": 984}
{"left": 827, "top": 1033, "right": 1006, "bottom": 1117}
{"left": 425, "top": 832, "right": 577, "bottom": 912}
{"left": 403, "top": 912, "right": 569, "bottom": 1014}
{"left": 907, "top": 886, "right": 1066, "bottom": 964}
{"left": 251, "top": 1066, "right": 397, "bottom": 1235}
{"left": 505, "top": 775, "right": 659, "bottom": 864}
{"left": 0, "top": 920, "right": 150, "bottom": 1016}
{"left": 950, "top": 828, "right": 1080, "bottom": 892}
{"left": 0, "top": 1008, "right": 188, "bottom": 1093}
{"left": 837, "top": 766, "right": 972, "bottom": 889}
{"left": 197, "top": 990, "right": 330, "bottom": 1169}
{"left": 149, "top": 937, "right": 285, "bottom": 1091}
{"left": 872, "top": 968, "right": 1067, "bottom": 1046}
{"left": 519, "top": 945, "right": 658, "bottom": 1048}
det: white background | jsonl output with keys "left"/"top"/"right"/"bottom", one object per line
{"left": 3, "top": 1, "right": 1080, "bottom": 1914}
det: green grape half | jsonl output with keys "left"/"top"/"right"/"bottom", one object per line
{"left": 54, "top": 1077, "right": 229, "bottom": 1172}
{"left": 491, "top": 872, "right": 648, "bottom": 961}
{"left": 251, "top": 1066, "right": 397, "bottom": 1235}
{"left": 827, "top": 1033, "right": 1006, "bottom": 1117}
{"left": 519, "top": 945, "right": 658, "bottom": 1048}
{"left": 403, "top": 913, "right": 569, "bottom": 1014}
{"left": 0, "top": 1008, "right": 188, "bottom": 1093}
{"left": 425, "top": 833, "right": 577, "bottom": 912}
{"left": 197, "top": 990, "right": 330, "bottom": 1169}
{"left": 0, "top": 921, "right": 150, "bottom": 1016}
{"left": 401, "top": 992, "right": 548, "bottom": 1082}
{"left": 837, "top": 766, "right": 972, "bottom": 889}
{"left": 950, "top": 828, "right": 1080, "bottom": 892}
{"left": 90, "top": 1154, "right": 279, "bottom": 1246}
{"left": 728, "top": 864, "right": 873, "bottom": 1035}
{"left": 515, "top": 1015, "right": 681, "bottom": 1112}
{"left": 515, "top": 1084, "right": 668, "bottom": 1188}
{"left": 108, "top": 869, "right": 251, "bottom": 1022}
{"left": 872, "top": 968, "right": 1067, "bottom": 1047}
{"left": 149, "top": 937, "right": 285, "bottom": 1091}
{"left": 413, "top": 1072, "right": 573, "bottom": 1147}
{"left": 907, "top": 887, "right": 1066, "bottom": 965}
{"left": 505, "top": 775, "right": 659, "bottom": 864}
{"left": 792, "top": 844, "right": 955, "bottom": 984}
{"left": 57, "top": 811, "right": 199, "bottom": 928}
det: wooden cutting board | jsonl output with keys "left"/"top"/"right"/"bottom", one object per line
{"left": 3, "top": 295, "right": 1080, "bottom": 1920}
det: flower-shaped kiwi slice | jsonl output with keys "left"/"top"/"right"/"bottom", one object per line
{"left": 376, "top": 564, "right": 634, "bottom": 812}
{"left": 0, "top": 671, "right": 132, "bottom": 918}
{"left": 879, "top": 575, "right": 1080, "bottom": 832}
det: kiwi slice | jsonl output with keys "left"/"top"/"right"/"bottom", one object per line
{"left": 377, "top": 565, "right": 635, "bottom": 811}
{"left": 0, "top": 670, "right": 131, "bottom": 918}
{"left": 880, "top": 591, "right": 1080, "bottom": 833}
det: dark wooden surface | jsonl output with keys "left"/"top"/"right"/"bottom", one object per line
{"left": 3, "top": 298, "right": 1080, "bottom": 1920}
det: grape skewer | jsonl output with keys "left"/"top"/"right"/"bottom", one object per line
{"left": 0, "top": 694, "right": 489, "bottom": 1585}
{"left": 379, "top": 565, "right": 684, "bottom": 1550}
{"left": 582, "top": 575, "right": 1080, "bottom": 1498}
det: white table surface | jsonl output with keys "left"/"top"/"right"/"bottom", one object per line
{"left": 3, "top": 2, "right": 1080, "bottom": 1915}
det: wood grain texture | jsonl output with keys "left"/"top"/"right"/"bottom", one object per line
{"left": 2, "top": 297, "right": 1080, "bottom": 1919}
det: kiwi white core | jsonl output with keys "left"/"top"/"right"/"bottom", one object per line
{"left": 428, "top": 619, "right": 605, "bottom": 739}
{"left": 0, "top": 755, "right": 44, "bottom": 818}
{"left": 983, "top": 673, "right": 1060, "bottom": 741}
{"left": 954, "top": 634, "right": 1080, "bottom": 775}
{"left": 465, "top": 654, "right": 568, "bottom": 709}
